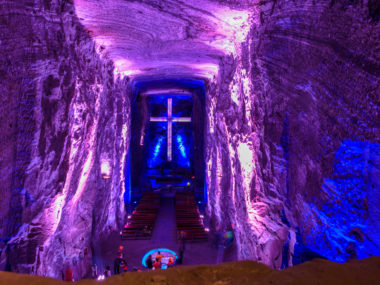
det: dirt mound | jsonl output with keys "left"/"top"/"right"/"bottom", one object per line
{"left": 1, "top": 257, "right": 379, "bottom": 285}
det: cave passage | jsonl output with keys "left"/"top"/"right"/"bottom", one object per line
{"left": 115, "top": 78, "right": 221, "bottom": 269}
{"left": 128, "top": 78, "right": 206, "bottom": 206}
{"left": 1, "top": 0, "right": 379, "bottom": 281}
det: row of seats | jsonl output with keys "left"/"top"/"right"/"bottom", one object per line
{"left": 175, "top": 192, "right": 208, "bottom": 241}
{"left": 121, "top": 192, "right": 160, "bottom": 240}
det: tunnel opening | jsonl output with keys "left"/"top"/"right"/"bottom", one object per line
{"left": 125, "top": 77, "right": 207, "bottom": 210}
{"left": 116, "top": 77, "right": 228, "bottom": 268}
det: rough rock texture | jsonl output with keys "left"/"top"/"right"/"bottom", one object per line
{"left": 1, "top": 257, "right": 380, "bottom": 285}
{"left": 72, "top": 0, "right": 250, "bottom": 79}
{"left": 205, "top": 0, "right": 380, "bottom": 268}
{"left": 0, "top": 0, "right": 130, "bottom": 279}
{"left": 0, "top": 0, "right": 379, "bottom": 279}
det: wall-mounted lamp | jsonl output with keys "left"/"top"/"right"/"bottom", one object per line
{"left": 140, "top": 131, "right": 145, "bottom": 146}
{"left": 101, "top": 160, "right": 112, "bottom": 179}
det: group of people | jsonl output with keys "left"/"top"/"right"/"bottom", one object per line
{"left": 90, "top": 245, "right": 184, "bottom": 280}
{"left": 114, "top": 245, "right": 128, "bottom": 274}
{"left": 91, "top": 245, "right": 131, "bottom": 280}
{"left": 145, "top": 251, "right": 175, "bottom": 270}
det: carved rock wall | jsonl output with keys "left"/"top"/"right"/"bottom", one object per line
{"left": 0, "top": 0, "right": 379, "bottom": 277}
{"left": 0, "top": 0, "right": 130, "bottom": 279}
{"left": 205, "top": 0, "right": 379, "bottom": 268}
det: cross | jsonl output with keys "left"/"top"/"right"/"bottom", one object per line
{"left": 150, "top": 98, "right": 191, "bottom": 161}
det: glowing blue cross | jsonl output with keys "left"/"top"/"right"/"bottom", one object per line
{"left": 150, "top": 98, "right": 191, "bottom": 161}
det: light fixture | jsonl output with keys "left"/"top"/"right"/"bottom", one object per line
{"left": 100, "top": 160, "right": 112, "bottom": 179}
{"left": 141, "top": 248, "right": 178, "bottom": 268}
{"left": 97, "top": 275, "right": 105, "bottom": 281}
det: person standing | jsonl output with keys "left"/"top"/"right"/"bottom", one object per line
{"left": 177, "top": 232, "right": 186, "bottom": 265}
{"left": 114, "top": 245, "right": 126, "bottom": 274}
{"left": 121, "top": 259, "right": 128, "bottom": 272}
{"left": 91, "top": 264, "right": 98, "bottom": 279}
{"left": 117, "top": 245, "right": 124, "bottom": 259}
{"left": 146, "top": 254, "right": 153, "bottom": 270}
{"left": 153, "top": 258, "right": 161, "bottom": 270}
{"left": 104, "top": 265, "right": 112, "bottom": 278}
{"left": 179, "top": 231, "right": 186, "bottom": 253}
{"left": 65, "top": 268, "right": 74, "bottom": 282}
{"left": 167, "top": 257, "right": 174, "bottom": 268}
{"left": 176, "top": 249, "right": 183, "bottom": 265}
{"left": 114, "top": 257, "right": 122, "bottom": 274}
{"left": 156, "top": 251, "right": 163, "bottom": 263}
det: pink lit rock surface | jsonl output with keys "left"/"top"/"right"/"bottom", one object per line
{"left": 0, "top": 0, "right": 379, "bottom": 279}
{"left": 0, "top": 0, "right": 130, "bottom": 279}
{"left": 72, "top": 0, "right": 252, "bottom": 79}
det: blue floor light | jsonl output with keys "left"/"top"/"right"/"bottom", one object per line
{"left": 141, "top": 248, "right": 178, "bottom": 268}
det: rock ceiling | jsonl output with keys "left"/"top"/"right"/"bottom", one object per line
{"left": 73, "top": 0, "right": 254, "bottom": 80}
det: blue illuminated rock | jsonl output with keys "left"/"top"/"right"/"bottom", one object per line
{"left": 0, "top": 0, "right": 379, "bottom": 279}
{"left": 204, "top": 0, "right": 379, "bottom": 269}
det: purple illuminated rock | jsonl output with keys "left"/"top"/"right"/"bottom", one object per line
{"left": 205, "top": 0, "right": 379, "bottom": 268}
{"left": 0, "top": 0, "right": 130, "bottom": 278}
{"left": 0, "top": 0, "right": 379, "bottom": 279}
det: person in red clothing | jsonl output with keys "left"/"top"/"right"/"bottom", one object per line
{"left": 155, "top": 251, "right": 163, "bottom": 262}
{"left": 117, "top": 245, "right": 124, "bottom": 258}
{"left": 153, "top": 258, "right": 161, "bottom": 270}
{"left": 65, "top": 268, "right": 74, "bottom": 282}
{"left": 114, "top": 245, "right": 127, "bottom": 274}
{"left": 121, "top": 259, "right": 128, "bottom": 272}
{"left": 167, "top": 257, "right": 174, "bottom": 268}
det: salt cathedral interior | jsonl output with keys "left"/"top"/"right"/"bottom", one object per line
{"left": 0, "top": 0, "right": 379, "bottom": 284}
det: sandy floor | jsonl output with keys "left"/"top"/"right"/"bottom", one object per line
{"left": 1, "top": 257, "right": 379, "bottom": 285}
